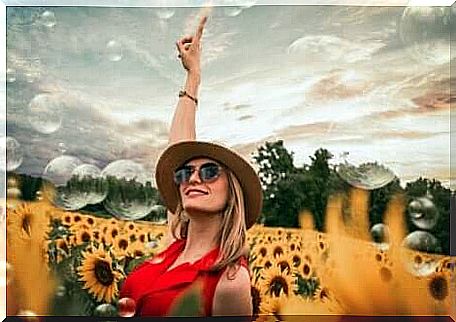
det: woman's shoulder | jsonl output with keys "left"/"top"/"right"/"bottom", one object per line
{"left": 211, "top": 261, "right": 252, "bottom": 316}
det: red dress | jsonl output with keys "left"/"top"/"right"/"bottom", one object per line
{"left": 119, "top": 238, "right": 250, "bottom": 317}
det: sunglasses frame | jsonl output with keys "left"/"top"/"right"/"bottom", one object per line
{"left": 173, "top": 161, "right": 224, "bottom": 185}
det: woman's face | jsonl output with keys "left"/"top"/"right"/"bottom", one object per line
{"left": 177, "top": 157, "right": 230, "bottom": 214}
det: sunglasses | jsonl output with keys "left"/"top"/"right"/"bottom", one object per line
{"left": 173, "top": 162, "right": 223, "bottom": 185}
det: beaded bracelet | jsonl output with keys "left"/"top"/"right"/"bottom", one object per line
{"left": 178, "top": 90, "right": 198, "bottom": 106}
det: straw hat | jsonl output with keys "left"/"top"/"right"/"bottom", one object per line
{"left": 155, "top": 141, "right": 262, "bottom": 229}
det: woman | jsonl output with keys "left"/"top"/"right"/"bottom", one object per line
{"left": 119, "top": 16, "right": 263, "bottom": 318}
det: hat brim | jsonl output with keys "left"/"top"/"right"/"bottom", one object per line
{"left": 155, "top": 141, "right": 262, "bottom": 229}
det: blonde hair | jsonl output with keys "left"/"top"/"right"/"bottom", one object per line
{"left": 169, "top": 169, "right": 248, "bottom": 278}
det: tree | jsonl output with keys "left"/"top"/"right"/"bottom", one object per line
{"left": 252, "top": 140, "right": 296, "bottom": 224}
{"left": 263, "top": 172, "right": 318, "bottom": 228}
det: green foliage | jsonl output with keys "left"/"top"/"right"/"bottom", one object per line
{"left": 253, "top": 140, "right": 453, "bottom": 254}
{"left": 405, "top": 178, "right": 452, "bottom": 254}
{"left": 294, "top": 274, "right": 320, "bottom": 298}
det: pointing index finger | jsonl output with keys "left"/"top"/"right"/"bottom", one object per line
{"left": 195, "top": 16, "right": 207, "bottom": 42}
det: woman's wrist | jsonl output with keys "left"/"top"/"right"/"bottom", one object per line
{"left": 184, "top": 71, "right": 201, "bottom": 98}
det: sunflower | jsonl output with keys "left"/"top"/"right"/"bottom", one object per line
{"left": 111, "top": 236, "right": 130, "bottom": 258}
{"left": 274, "top": 252, "right": 294, "bottom": 274}
{"left": 428, "top": 272, "right": 450, "bottom": 301}
{"left": 256, "top": 256, "right": 274, "bottom": 270}
{"left": 271, "top": 242, "right": 288, "bottom": 258}
{"left": 251, "top": 242, "right": 271, "bottom": 259}
{"left": 7, "top": 202, "right": 50, "bottom": 242}
{"left": 296, "top": 256, "right": 313, "bottom": 279}
{"left": 288, "top": 251, "right": 303, "bottom": 269}
{"left": 259, "top": 292, "right": 288, "bottom": 318}
{"left": 77, "top": 244, "right": 124, "bottom": 303}
{"left": 84, "top": 216, "right": 97, "bottom": 227}
{"left": 74, "top": 227, "right": 94, "bottom": 245}
{"left": 258, "top": 265, "right": 295, "bottom": 297}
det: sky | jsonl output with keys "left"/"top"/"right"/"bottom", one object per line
{"left": 3, "top": 2, "right": 455, "bottom": 189}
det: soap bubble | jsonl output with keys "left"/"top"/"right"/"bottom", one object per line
{"left": 36, "top": 190, "right": 43, "bottom": 201}
{"left": 42, "top": 155, "right": 87, "bottom": 210}
{"left": 6, "top": 67, "right": 16, "bottom": 83}
{"left": 101, "top": 160, "right": 157, "bottom": 220}
{"left": 28, "top": 93, "right": 63, "bottom": 134}
{"left": 402, "top": 230, "right": 441, "bottom": 254}
{"left": 155, "top": 7, "right": 175, "bottom": 19}
{"left": 71, "top": 164, "right": 108, "bottom": 205}
{"left": 40, "top": 10, "right": 57, "bottom": 28}
{"left": 106, "top": 40, "right": 123, "bottom": 62}
{"left": 370, "top": 223, "right": 389, "bottom": 244}
{"left": 337, "top": 162, "right": 396, "bottom": 190}
{"left": 93, "top": 303, "right": 117, "bottom": 317}
{"left": 117, "top": 297, "right": 136, "bottom": 317}
{"left": 58, "top": 142, "right": 67, "bottom": 154}
{"left": 6, "top": 136, "right": 23, "bottom": 171}
{"left": 55, "top": 285, "right": 67, "bottom": 298}
{"left": 408, "top": 196, "right": 439, "bottom": 230}
{"left": 398, "top": 6, "right": 454, "bottom": 65}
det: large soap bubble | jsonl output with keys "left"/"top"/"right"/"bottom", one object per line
{"left": 408, "top": 196, "right": 439, "bottom": 230}
{"left": 337, "top": 162, "right": 396, "bottom": 190}
{"left": 398, "top": 6, "right": 454, "bottom": 65}
{"left": 28, "top": 93, "right": 63, "bottom": 134}
{"left": 42, "top": 155, "right": 87, "bottom": 210}
{"left": 402, "top": 230, "right": 441, "bottom": 254}
{"left": 101, "top": 160, "right": 157, "bottom": 220}
{"left": 71, "top": 164, "right": 108, "bottom": 205}
{"left": 6, "top": 136, "right": 23, "bottom": 171}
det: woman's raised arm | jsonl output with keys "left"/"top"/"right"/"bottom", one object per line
{"left": 164, "top": 16, "right": 207, "bottom": 247}
{"left": 168, "top": 16, "right": 207, "bottom": 145}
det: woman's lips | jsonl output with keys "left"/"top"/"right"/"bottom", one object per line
{"left": 185, "top": 188, "right": 208, "bottom": 197}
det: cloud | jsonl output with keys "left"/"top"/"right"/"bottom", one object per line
{"left": 287, "top": 35, "right": 386, "bottom": 64}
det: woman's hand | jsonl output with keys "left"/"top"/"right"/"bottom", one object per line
{"left": 176, "top": 16, "right": 207, "bottom": 74}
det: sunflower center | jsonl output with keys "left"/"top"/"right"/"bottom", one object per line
{"left": 292, "top": 255, "right": 301, "bottom": 267}
{"left": 94, "top": 260, "right": 115, "bottom": 286}
{"left": 21, "top": 213, "right": 32, "bottom": 236}
{"left": 260, "top": 248, "right": 267, "bottom": 257}
{"left": 278, "top": 261, "right": 290, "bottom": 273}
{"left": 269, "top": 276, "right": 289, "bottom": 297}
{"left": 302, "top": 263, "right": 311, "bottom": 276}
{"left": 273, "top": 247, "right": 284, "bottom": 257}
{"left": 429, "top": 275, "right": 448, "bottom": 301}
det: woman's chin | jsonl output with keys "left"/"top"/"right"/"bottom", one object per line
{"left": 183, "top": 204, "right": 222, "bottom": 215}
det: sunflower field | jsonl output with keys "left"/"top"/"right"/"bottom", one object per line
{"left": 4, "top": 193, "right": 456, "bottom": 320}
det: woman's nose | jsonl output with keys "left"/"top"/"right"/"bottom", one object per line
{"left": 188, "top": 169, "right": 202, "bottom": 183}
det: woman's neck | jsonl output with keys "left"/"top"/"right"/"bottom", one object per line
{"left": 180, "top": 212, "right": 222, "bottom": 260}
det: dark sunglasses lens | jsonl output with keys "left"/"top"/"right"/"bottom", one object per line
{"left": 200, "top": 163, "right": 220, "bottom": 181}
{"left": 174, "top": 167, "right": 192, "bottom": 184}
